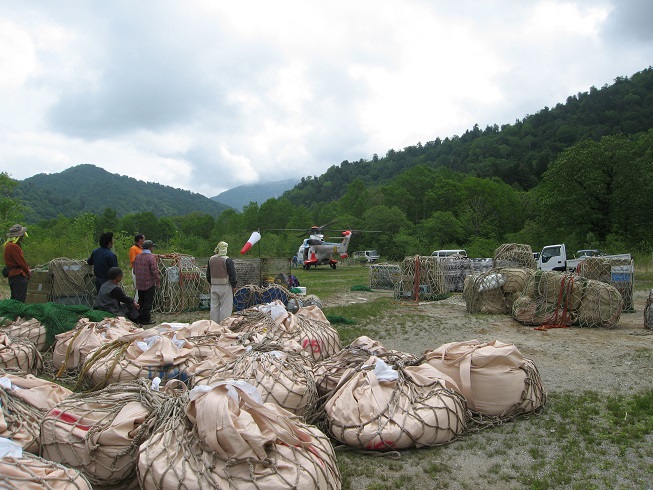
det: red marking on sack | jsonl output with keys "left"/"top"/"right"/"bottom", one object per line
{"left": 47, "top": 409, "right": 91, "bottom": 431}
{"left": 366, "top": 440, "right": 394, "bottom": 450}
{"left": 301, "top": 339, "right": 321, "bottom": 354}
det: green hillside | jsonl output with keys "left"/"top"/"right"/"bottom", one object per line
{"left": 17, "top": 164, "right": 231, "bottom": 222}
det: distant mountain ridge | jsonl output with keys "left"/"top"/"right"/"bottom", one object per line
{"left": 211, "top": 178, "right": 300, "bottom": 211}
{"left": 17, "top": 164, "right": 232, "bottom": 222}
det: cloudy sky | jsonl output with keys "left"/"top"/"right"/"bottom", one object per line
{"left": 1, "top": 1, "right": 652, "bottom": 198}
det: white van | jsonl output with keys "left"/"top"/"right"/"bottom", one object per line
{"left": 352, "top": 250, "right": 380, "bottom": 263}
{"left": 431, "top": 249, "right": 467, "bottom": 259}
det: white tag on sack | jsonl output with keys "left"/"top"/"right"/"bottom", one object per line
{"left": 373, "top": 358, "right": 398, "bottom": 382}
{"left": 0, "top": 437, "right": 23, "bottom": 458}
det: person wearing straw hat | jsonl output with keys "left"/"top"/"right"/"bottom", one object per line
{"left": 206, "top": 241, "right": 237, "bottom": 323}
{"left": 3, "top": 224, "right": 31, "bottom": 302}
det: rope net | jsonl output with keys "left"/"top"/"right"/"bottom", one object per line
{"left": 189, "top": 341, "right": 318, "bottom": 417}
{"left": 493, "top": 243, "right": 537, "bottom": 269}
{"left": 154, "top": 254, "right": 209, "bottom": 314}
{"left": 225, "top": 302, "right": 341, "bottom": 362}
{"left": 394, "top": 256, "right": 446, "bottom": 301}
{"left": 324, "top": 357, "right": 467, "bottom": 451}
{"left": 369, "top": 264, "right": 401, "bottom": 290}
{"left": 423, "top": 340, "right": 546, "bottom": 425}
{"left": 576, "top": 257, "right": 635, "bottom": 312}
{"left": 646, "top": 290, "right": 653, "bottom": 329}
{"left": 0, "top": 371, "right": 72, "bottom": 454}
{"left": 0, "top": 333, "right": 42, "bottom": 374}
{"left": 463, "top": 268, "right": 535, "bottom": 315}
{"left": 0, "top": 447, "right": 93, "bottom": 490}
{"left": 512, "top": 271, "right": 624, "bottom": 328}
{"left": 0, "top": 317, "right": 47, "bottom": 352}
{"left": 40, "top": 378, "right": 174, "bottom": 488}
{"left": 442, "top": 256, "right": 474, "bottom": 292}
{"left": 138, "top": 382, "right": 341, "bottom": 489}
{"left": 313, "top": 336, "right": 418, "bottom": 397}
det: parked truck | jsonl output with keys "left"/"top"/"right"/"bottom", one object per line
{"left": 537, "top": 244, "right": 631, "bottom": 272}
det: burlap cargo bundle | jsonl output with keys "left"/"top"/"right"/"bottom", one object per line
{"left": 313, "top": 336, "right": 418, "bottom": 397}
{"left": 227, "top": 302, "right": 341, "bottom": 362}
{"left": 463, "top": 268, "right": 534, "bottom": 315}
{"left": 0, "top": 333, "right": 42, "bottom": 374}
{"left": 493, "top": 243, "right": 536, "bottom": 269}
{"left": 0, "top": 438, "right": 92, "bottom": 490}
{"left": 77, "top": 328, "right": 197, "bottom": 390}
{"left": 325, "top": 357, "right": 466, "bottom": 450}
{"left": 0, "top": 373, "right": 72, "bottom": 454}
{"left": 188, "top": 344, "right": 317, "bottom": 417}
{"left": 512, "top": 271, "right": 624, "bottom": 328}
{"left": 0, "top": 318, "right": 47, "bottom": 352}
{"left": 138, "top": 382, "right": 341, "bottom": 489}
{"left": 424, "top": 340, "right": 546, "bottom": 419}
{"left": 40, "top": 379, "right": 171, "bottom": 488}
{"left": 52, "top": 317, "right": 143, "bottom": 374}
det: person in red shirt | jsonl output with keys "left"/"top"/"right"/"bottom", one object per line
{"left": 3, "top": 224, "right": 31, "bottom": 302}
{"left": 133, "top": 240, "right": 160, "bottom": 325}
{"left": 129, "top": 233, "right": 144, "bottom": 301}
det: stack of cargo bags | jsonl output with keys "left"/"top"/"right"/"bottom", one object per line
{"left": 0, "top": 300, "right": 547, "bottom": 489}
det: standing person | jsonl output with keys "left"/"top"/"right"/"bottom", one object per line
{"left": 87, "top": 232, "right": 119, "bottom": 293}
{"left": 133, "top": 240, "right": 159, "bottom": 326}
{"left": 129, "top": 233, "right": 145, "bottom": 301}
{"left": 206, "top": 241, "right": 237, "bottom": 323}
{"left": 93, "top": 267, "right": 140, "bottom": 321}
{"left": 3, "top": 224, "right": 31, "bottom": 302}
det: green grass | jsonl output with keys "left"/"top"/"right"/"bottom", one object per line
{"left": 293, "top": 265, "right": 371, "bottom": 301}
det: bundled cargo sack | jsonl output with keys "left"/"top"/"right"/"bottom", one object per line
{"left": 463, "top": 268, "right": 535, "bottom": 315}
{"left": 493, "top": 243, "right": 536, "bottom": 269}
{"left": 138, "top": 381, "right": 341, "bottom": 489}
{"left": 424, "top": 340, "right": 546, "bottom": 419}
{"left": 40, "top": 378, "right": 171, "bottom": 488}
{"left": 0, "top": 437, "right": 92, "bottom": 490}
{"left": 575, "top": 280, "right": 624, "bottom": 328}
{"left": 189, "top": 341, "right": 317, "bottom": 416}
{"left": 52, "top": 317, "right": 143, "bottom": 373}
{"left": 0, "top": 373, "right": 72, "bottom": 453}
{"left": 313, "top": 336, "right": 417, "bottom": 396}
{"left": 0, "top": 333, "right": 42, "bottom": 374}
{"left": 325, "top": 357, "right": 466, "bottom": 450}
{"left": 0, "top": 318, "right": 47, "bottom": 352}
{"left": 227, "top": 301, "right": 341, "bottom": 362}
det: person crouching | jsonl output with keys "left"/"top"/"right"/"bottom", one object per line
{"left": 93, "top": 267, "right": 140, "bottom": 322}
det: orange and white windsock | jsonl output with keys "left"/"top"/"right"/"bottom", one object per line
{"left": 240, "top": 231, "right": 261, "bottom": 254}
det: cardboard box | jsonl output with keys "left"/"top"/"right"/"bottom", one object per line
{"left": 26, "top": 291, "right": 50, "bottom": 304}
{"left": 28, "top": 270, "right": 52, "bottom": 294}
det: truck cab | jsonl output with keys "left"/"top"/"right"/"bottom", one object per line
{"left": 353, "top": 250, "right": 380, "bottom": 263}
{"left": 538, "top": 244, "right": 567, "bottom": 271}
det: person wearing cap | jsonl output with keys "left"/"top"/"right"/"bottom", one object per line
{"left": 129, "top": 233, "right": 145, "bottom": 301}
{"left": 93, "top": 267, "right": 140, "bottom": 321}
{"left": 87, "top": 232, "right": 119, "bottom": 293}
{"left": 3, "top": 224, "right": 31, "bottom": 302}
{"left": 206, "top": 241, "right": 237, "bottom": 323}
{"left": 133, "top": 240, "right": 159, "bottom": 325}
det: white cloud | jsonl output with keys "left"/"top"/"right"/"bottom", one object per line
{"left": 1, "top": 0, "right": 652, "bottom": 197}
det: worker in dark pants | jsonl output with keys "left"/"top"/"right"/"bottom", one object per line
{"left": 133, "top": 240, "right": 160, "bottom": 325}
{"left": 3, "top": 224, "right": 31, "bottom": 302}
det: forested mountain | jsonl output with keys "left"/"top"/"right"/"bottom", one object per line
{"left": 17, "top": 164, "right": 231, "bottom": 222}
{"left": 284, "top": 67, "right": 653, "bottom": 207}
{"left": 211, "top": 178, "right": 299, "bottom": 211}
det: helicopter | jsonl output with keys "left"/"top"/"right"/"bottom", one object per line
{"left": 297, "top": 227, "right": 352, "bottom": 269}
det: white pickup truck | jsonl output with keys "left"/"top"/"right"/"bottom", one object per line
{"left": 537, "top": 244, "right": 631, "bottom": 272}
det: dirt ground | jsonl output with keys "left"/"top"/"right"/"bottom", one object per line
{"left": 328, "top": 288, "right": 653, "bottom": 396}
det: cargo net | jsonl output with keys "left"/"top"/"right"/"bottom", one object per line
{"left": 154, "top": 254, "right": 209, "bottom": 314}
{"left": 645, "top": 290, "right": 653, "bottom": 329}
{"left": 225, "top": 303, "right": 341, "bottom": 362}
{"left": 323, "top": 357, "right": 467, "bottom": 451}
{"left": 233, "top": 283, "right": 296, "bottom": 311}
{"left": 313, "top": 336, "right": 418, "bottom": 398}
{"left": 40, "top": 378, "right": 173, "bottom": 488}
{"left": 0, "top": 448, "right": 92, "bottom": 490}
{"left": 442, "top": 256, "right": 474, "bottom": 292}
{"left": 512, "top": 271, "right": 624, "bottom": 328}
{"left": 576, "top": 257, "right": 635, "bottom": 312}
{"left": 0, "top": 317, "right": 47, "bottom": 352}
{"left": 493, "top": 243, "right": 537, "bottom": 269}
{"left": 0, "top": 334, "right": 42, "bottom": 374}
{"left": 369, "top": 264, "right": 401, "bottom": 290}
{"left": 138, "top": 382, "right": 341, "bottom": 490}
{"left": 394, "top": 256, "right": 446, "bottom": 300}
{"left": 189, "top": 341, "right": 318, "bottom": 417}
{"left": 463, "top": 268, "right": 535, "bottom": 315}
{"left": 47, "top": 258, "right": 96, "bottom": 308}
{"left": 229, "top": 258, "right": 292, "bottom": 288}
{"left": 0, "top": 299, "right": 108, "bottom": 347}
